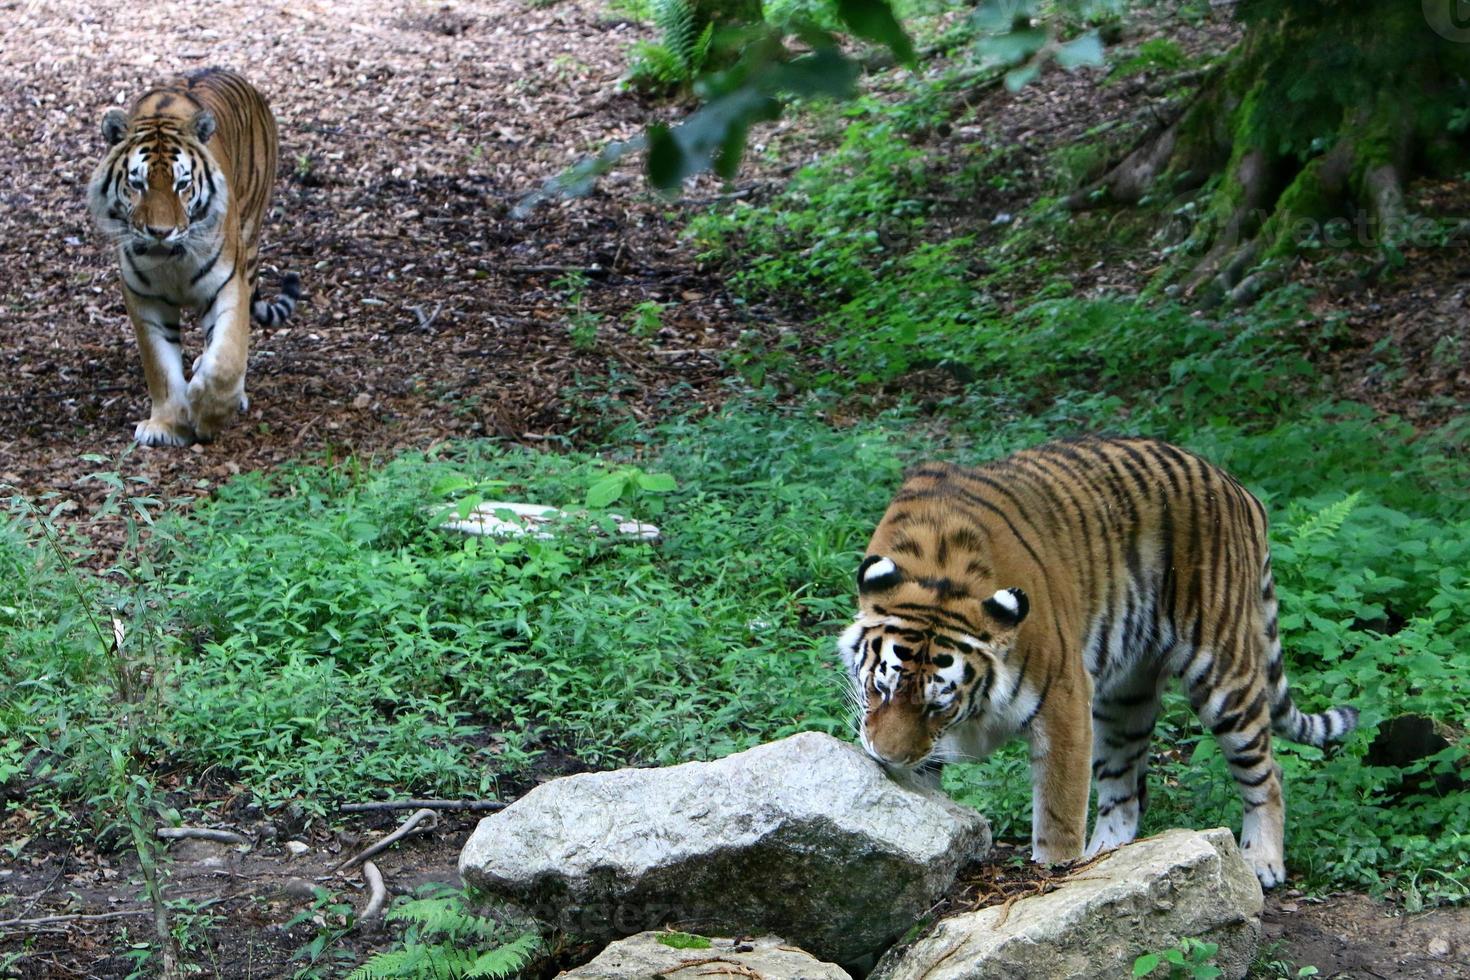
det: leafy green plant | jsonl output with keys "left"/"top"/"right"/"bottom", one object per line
{"left": 554, "top": 271, "right": 602, "bottom": 351}
{"left": 585, "top": 464, "right": 678, "bottom": 513}
{"left": 285, "top": 887, "right": 360, "bottom": 979}
{"left": 346, "top": 886, "right": 539, "bottom": 980}
{"left": 1, "top": 468, "right": 193, "bottom": 977}
{"left": 627, "top": 299, "right": 667, "bottom": 338}
{"left": 1107, "top": 37, "right": 1189, "bottom": 83}
{"left": 1133, "top": 938, "right": 1221, "bottom": 979}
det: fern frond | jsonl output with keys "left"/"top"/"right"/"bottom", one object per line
{"left": 466, "top": 932, "right": 542, "bottom": 979}
{"left": 345, "top": 945, "right": 435, "bottom": 980}
{"left": 653, "top": 0, "right": 699, "bottom": 73}
{"left": 1290, "top": 491, "right": 1361, "bottom": 546}
{"left": 386, "top": 896, "right": 504, "bottom": 943}
{"left": 348, "top": 941, "right": 481, "bottom": 980}
{"left": 691, "top": 21, "right": 715, "bottom": 74}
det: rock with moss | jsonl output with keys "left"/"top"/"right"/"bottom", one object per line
{"left": 869, "top": 828, "right": 1264, "bottom": 980}
{"left": 458, "top": 731, "right": 991, "bottom": 965}
{"left": 561, "top": 932, "right": 851, "bottom": 980}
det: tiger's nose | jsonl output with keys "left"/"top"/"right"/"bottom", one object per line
{"left": 145, "top": 225, "right": 172, "bottom": 239}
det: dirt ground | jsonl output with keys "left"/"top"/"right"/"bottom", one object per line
{"left": 2, "top": 0, "right": 1469, "bottom": 976}
{"left": 0, "top": 0, "right": 779, "bottom": 517}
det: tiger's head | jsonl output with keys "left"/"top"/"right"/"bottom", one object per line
{"left": 836, "top": 554, "right": 1029, "bottom": 770}
{"left": 88, "top": 107, "right": 225, "bottom": 252}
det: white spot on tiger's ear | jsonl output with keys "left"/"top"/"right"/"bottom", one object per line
{"left": 983, "top": 587, "right": 1029, "bottom": 626}
{"left": 857, "top": 555, "right": 903, "bottom": 593}
{"left": 864, "top": 558, "right": 896, "bottom": 583}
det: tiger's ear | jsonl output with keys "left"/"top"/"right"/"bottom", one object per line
{"left": 191, "top": 109, "right": 216, "bottom": 144}
{"left": 857, "top": 555, "right": 903, "bottom": 593}
{"left": 101, "top": 109, "right": 129, "bottom": 146}
{"left": 983, "top": 587, "right": 1029, "bottom": 627}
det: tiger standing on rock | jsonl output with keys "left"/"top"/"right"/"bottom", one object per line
{"left": 838, "top": 436, "right": 1358, "bottom": 888}
{"left": 88, "top": 68, "right": 298, "bottom": 446}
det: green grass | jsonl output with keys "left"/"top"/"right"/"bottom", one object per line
{"left": 4, "top": 392, "right": 1467, "bottom": 900}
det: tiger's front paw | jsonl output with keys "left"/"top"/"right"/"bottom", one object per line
{"left": 1241, "top": 839, "right": 1286, "bottom": 889}
{"left": 1030, "top": 840, "right": 1083, "bottom": 866}
{"left": 134, "top": 416, "right": 194, "bottom": 447}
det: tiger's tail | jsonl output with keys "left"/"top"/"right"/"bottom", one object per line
{"left": 1262, "top": 556, "right": 1359, "bottom": 747}
{"left": 1272, "top": 696, "right": 1358, "bottom": 747}
{"left": 251, "top": 272, "right": 300, "bottom": 327}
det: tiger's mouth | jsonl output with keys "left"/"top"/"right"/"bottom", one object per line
{"left": 130, "top": 240, "right": 187, "bottom": 258}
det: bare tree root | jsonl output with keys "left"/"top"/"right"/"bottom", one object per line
{"left": 333, "top": 807, "right": 439, "bottom": 874}
{"left": 359, "top": 861, "right": 388, "bottom": 925}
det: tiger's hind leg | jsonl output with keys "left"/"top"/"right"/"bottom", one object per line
{"left": 1085, "top": 675, "right": 1162, "bottom": 857}
{"left": 1189, "top": 661, "right": 1286, "bottom": 888}
{"left": 188, "top": 275, "right": 250, "bottom": 441}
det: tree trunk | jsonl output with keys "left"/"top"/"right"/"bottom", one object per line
{"left": 1073, "top": 0, "right": 1470, "bottom": 304}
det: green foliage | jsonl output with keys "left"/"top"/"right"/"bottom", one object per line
{"left": 347, "top": 886, "right": 539, "bottom": 980}
{"left": 627, "top": 299, "right": 667, "bottom": 338}
{"left": 1133, "top": 938, "right": 1221, "bottom": 979}
{"left": 1107, "top": 37, "right": 1189, "bottom": 82}
{"left": 285, "top": 888, "right": 359, "bottom": 978}
{"left": 625, "top": 0, "right": 716, "bottom": 92}
{"left": 656, "top": 931, "right": 713, "bottom": 949}
{"left": 585, "top": 464, "right": 679, "bottom": 512}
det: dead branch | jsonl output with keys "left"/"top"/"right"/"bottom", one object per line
{"left": 338, "top": 798, "right": 506, "bottom": 814}
{"left": 333, "top": 807, "right": 438, "bottom": 873}
{"left": 0, "top": 909, "right": 151, "bottom": 931}
{"left": 156, "top": 827, "right": 251, "bottom": 847}
{"left": 505, "top": 264, "right": 604, "bottom": 275}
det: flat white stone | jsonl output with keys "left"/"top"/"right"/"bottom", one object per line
{"left": 438, "top": 500, "right": 659, "bottom": 541}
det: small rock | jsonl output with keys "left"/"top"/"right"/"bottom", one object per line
{"left": 352, "top": 393, "right": 372, "bottom": 409}
{"left": 561, "top": 932, "right": 850, "bottom": 980}
{"left": 285, "top": 840, "right": 309, "bottom": 857}
{"left": 1429, "top": 936, "right": 1452, "bottom": 958}
{"left": 271, "top": 877, "right": 319, "bottom": 904}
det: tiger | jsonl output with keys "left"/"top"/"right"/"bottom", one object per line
{"left": 836, "top": 436, "right": 1358, "bottom": 888}
{"left": 87, "top": 67, "right": 298, "bottom": 447}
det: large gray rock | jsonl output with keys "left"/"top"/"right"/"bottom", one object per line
{"left": 459, "top": 732, "right": 991, "bottom": 964}
{"left": 560, "top": 932, "right": 851, "bottom": 980}
{"left": 870, "top": 828, "right": 1264, "bottom": 980}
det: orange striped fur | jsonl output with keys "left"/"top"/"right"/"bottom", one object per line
{"left": 88, "top": 68, "right": 296, "bottom": 446}
{"left": 837, "top": 437, "right": 1356, "bottom": 887}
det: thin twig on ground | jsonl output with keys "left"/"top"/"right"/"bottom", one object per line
{"left": 338, "top": 798, "right": 506, "bottom": 814}
{"left": 0, "top": 909, "right": 151, "bottom": 931}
